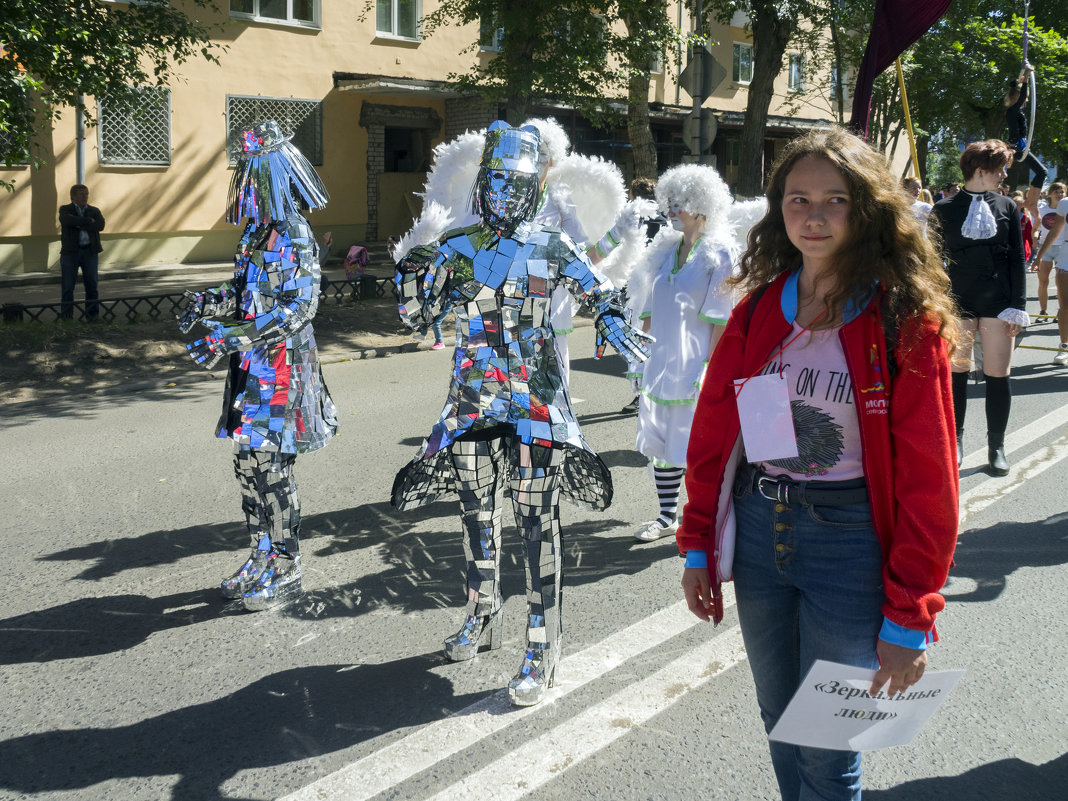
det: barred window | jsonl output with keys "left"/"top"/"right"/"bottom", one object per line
{"left": 226, "top": 95, "right": 323, "bottom": 166}
{"left": 230, "top": 0, "right": 319, "bottom": 28}
{"left": 98, "top": 86, "right": 171, "bottom": 166}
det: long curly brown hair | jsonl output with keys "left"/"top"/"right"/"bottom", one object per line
{"left": 735, "top": 127, "right": 957, "bottom": 347}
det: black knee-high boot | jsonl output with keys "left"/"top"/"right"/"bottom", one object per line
{"left": 951, "top": 371, "right": 969, "bottom": 466}
{"left": 984, "top": 374, "right": 1011, "bottom": 476}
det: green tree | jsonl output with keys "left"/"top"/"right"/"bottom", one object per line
{"left": 407, "top": 0, "right": 684, "bottom": 178}
{"left": 704, "top": 1, "right": 829, "bottom": 196}
{"left": 0, "top": 0, "right": 221, "bottom": 184}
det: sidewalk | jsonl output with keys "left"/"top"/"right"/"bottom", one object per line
{"left": 0, "top": 259, "right": 394, "bottom": 307}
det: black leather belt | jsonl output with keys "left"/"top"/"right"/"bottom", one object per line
{"left": 740, "top": 465, "right": 868, "bottom": 507}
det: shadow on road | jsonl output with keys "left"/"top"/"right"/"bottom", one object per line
{"left": 948, "top": 511, "right": 1068, "bottom": 603}
{"left": 0, "top": 656, "right": 485, "bottom": 800}
{"left": 866, "top": 753, "right": 1066, "bottom": 800}
{"left": 14, "top": 500, "right": 655, "bottom": 664}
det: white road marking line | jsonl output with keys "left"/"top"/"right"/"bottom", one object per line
{"left": 960, "top": 402, "right": 1068, "bottom": 470}
{"left": 423, "top": 627, "right": 748, "bottom": 801}
{"left": 279, "top": 590, "right": 735, "bottom": 801}
{"left": 959, "top": 430, "right": 1068, "bottom": 527}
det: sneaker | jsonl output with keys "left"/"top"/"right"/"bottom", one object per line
{"left": 431, "top": 341, "right": 445, "bottom": 350}
{"left": 633, "top": 519, "right": 679, "bottom": 542}
{"left": 242, "top": 551, "right": 302, "bottom": 611}
{"left": 1054, "top": 345, "right": 1068, "bottom": 365}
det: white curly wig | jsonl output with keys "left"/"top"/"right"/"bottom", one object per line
{"left": 655, "top": 164, "right": 732, "bottom": 223}
{"left": 522, "top": 116, "right": 570, "bottom": 176}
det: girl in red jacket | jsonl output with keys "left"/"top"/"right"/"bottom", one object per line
{"left": 679, "top": 128, "right": 959, "bottom": 800}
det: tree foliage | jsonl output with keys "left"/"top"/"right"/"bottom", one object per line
{"left": 0, "top": 0, "right": 222, "bottom": 179}
{"left": 415, "top": 0, "right": 683, "bottom": 133}
{"left": 703, "top": 1, "right": 830, "bottom": 196}
{"left": 830, "top": 0, "right": 1068, "bottom": 184}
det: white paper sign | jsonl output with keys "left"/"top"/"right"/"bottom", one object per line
{"left": 733, "top": 373, "right": 799, "bottom": 463}
{"left": 768, "top": 660, "right": 965, "bottom": 751}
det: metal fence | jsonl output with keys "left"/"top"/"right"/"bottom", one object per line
{"left": 1, "top": 275, "right": 397, "bottom": 325}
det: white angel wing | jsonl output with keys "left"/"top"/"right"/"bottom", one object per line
{"left": 548, "top": 153, "right": 626, "bottom": 243}
{"left": 393, "top": 130, "right": 486, "bottom": 261}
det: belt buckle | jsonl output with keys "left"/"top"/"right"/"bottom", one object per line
{"left": 756, "top": 475, "right": 789, "bottom": 504}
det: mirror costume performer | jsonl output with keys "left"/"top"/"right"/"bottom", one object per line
{"left": 177, "top": 120, "right": 337, "bottom": 611}
{"left": 392, "top": 122, "right": 651, "bottom": 705}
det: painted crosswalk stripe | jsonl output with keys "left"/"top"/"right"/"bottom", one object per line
{"left": 279, "top": 590, "right": 735, "bottom": 801}
{"left": 423, "top": 627, "right": 747, "bottom": 801}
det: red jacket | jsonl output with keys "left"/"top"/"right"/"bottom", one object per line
{"left": 677, "top": 271, "right": 959, "bottom": 634}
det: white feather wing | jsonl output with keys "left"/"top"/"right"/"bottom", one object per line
{"left": 548, "top": 154, "right": 626, "bottom": 243}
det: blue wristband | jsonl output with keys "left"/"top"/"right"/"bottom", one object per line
{"left": 879, "top": 618, "right": 929, "bottom": 650}
{"left": 684, "top": 550, "right": 708, "bottom": 569}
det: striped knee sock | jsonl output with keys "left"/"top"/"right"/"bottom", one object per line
{"left": 653, "top": 466, "right": 685, "bottom": 528}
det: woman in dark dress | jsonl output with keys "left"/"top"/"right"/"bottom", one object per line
{"left": 930, "top": 140, "right": 1028, "bottom": 476}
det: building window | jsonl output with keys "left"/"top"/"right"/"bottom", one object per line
{"left": 98, "top": 86, "right": 171, "bottom": 166}
{"left": 479, "top": 18, "right": 503, "bottom": 52}
{"left": 732, "top": 42, "right": 753, "bottom": 85}
{"left": 377, "top": 0, "right": 420, "bottom": 40}
{"left": 230, "top": 0, "right": 319, "bottom": 28}
{"left": 788, "top": 53, "right": 806, "bottom": 92}
{"left": 648, "top": 48, "right": 664, "bottom": 75}
{"left": 226, "top": 95, "right": 323, "bottom": 166}
{"left": 831, "top": 65, "right": 849, "bottom": 106}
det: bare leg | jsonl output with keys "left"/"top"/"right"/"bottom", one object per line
{"left": 1055, "top": 269, "right": 1068, "bottom": 365}
{"left": 1037, "top": 260, "right": 1053, "bottom": 313}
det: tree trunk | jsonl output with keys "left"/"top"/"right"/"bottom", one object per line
{"left": 627, "top": 71, "right": 657, "bottom": 179}
{"left": 737, "top": 10, "right": 792, "bottom": 197}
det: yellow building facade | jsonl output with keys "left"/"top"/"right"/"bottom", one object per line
{"left": 0, "top": 2, "right": 846, "bottom": 276}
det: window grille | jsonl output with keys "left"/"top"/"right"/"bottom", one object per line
{"left": 226, "top": 95, "right": 323, "bottom": 166}
{"left": 98, "top": 86, "right": 171, "bottom": 166}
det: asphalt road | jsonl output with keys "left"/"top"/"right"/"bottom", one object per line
{"left": 1, "top": 319, "right": 1066, "bottom": 801}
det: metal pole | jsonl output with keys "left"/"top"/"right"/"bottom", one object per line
{"left": 693, "top": 0, "right": 705, "bottom": 162}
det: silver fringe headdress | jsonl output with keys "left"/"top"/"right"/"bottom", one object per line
{"left": 225, "top": 120, "right": 329, "bottom": 225}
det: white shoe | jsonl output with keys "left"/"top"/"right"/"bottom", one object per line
{"left": 1054, "top": 346, "right": 1068, "bottom": 365}
{"left": 633, "top": 519, "right": 679, "bottom": 542}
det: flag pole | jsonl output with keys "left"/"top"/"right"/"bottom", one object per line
{"left": 896, "top": 58, "right": 921, "bottom": 178}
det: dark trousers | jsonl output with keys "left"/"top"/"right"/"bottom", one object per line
{"left": 60, "top": 248, "right": 99, "bottom": 318}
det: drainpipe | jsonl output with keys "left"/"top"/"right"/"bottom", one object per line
{"left": 675, "top": 1, "right": 683, "bottom": 106}
{"left": 76, "top": 95, "right": 85, "bottom": 185}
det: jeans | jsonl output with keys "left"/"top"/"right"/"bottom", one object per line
{"left": 431, "top": 301, "right": 453, "bottom": 344}
{"left": 60, "top": 248, "right": 100, "bottom": 318}
{"left": 731, "top": 476, "right": 884, "bottom": 801}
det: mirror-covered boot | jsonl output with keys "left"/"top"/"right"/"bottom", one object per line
{"left": 242, "top": 550, "right": 302, "bottom": 611}
{"left": 444, "top": 607, "right": 504, "bottom": 662}
{"left": 507, "top": 640, "right": 557, "bottom": 707}
{"left": 220, "top": 537, "right": 272, "bottom": 599}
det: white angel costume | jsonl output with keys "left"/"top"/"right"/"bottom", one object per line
{"left": 634, "top": 232, "right": 735, "bottom": 467}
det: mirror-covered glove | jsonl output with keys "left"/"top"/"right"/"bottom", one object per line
{"left": 186, "top": 325, "right": 237, "bottom": 369}
{"left": 594, "top": 296, "right": 652, "bottom": 362}
{"left": 395, "top": 244, "right": 444, "bottom": 332}
{"left": 176, "top": 290, "right": 205, "bottom": 334}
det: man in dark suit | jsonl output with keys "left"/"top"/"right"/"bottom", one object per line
{"left": 59, "top": 184, "right": 105, "bottom": 318}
